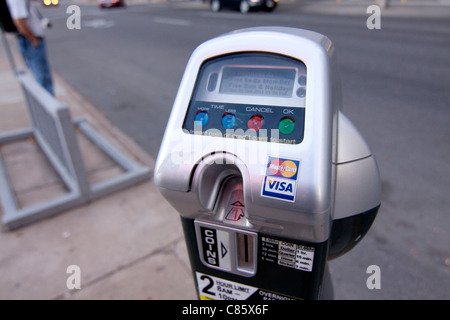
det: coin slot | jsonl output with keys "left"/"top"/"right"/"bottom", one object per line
{"left": 236, "top": 232, "right": 255, "bottom": 273}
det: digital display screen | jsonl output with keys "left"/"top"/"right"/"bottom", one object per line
{"left": 183, "top": 52, "right": 307, "bottom": 145}
{"left": 220, "top": 67, "right": 296, "bottom": 98}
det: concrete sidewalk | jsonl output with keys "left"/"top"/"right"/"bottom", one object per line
{"left": 0, "top": 34, "right": 196, "bottom": 299}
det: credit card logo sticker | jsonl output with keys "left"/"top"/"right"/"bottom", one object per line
{"left": 262, "top": 157, "right": 300, "bottom": 202}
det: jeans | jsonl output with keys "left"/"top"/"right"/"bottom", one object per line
{"left": 17, "top": 35, "right": 54, "bottom": 95}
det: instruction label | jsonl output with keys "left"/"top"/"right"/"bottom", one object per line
{"left": 199, "top": 227, "right": 231, "bottom": 271}
{"left": 196, "top": 273, "right": 297, "bottom": 300}
{"left": 261, "top": 236, "right": 315, "bottom": 272}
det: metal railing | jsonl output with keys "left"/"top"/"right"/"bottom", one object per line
{"left": 0, "top": 72, "right": 150, "bottom": 230}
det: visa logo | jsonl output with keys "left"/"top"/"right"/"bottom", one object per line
{"left": 267, "top": 179, "right": 294, "bottom": 193}
{"left": 262, "top": 176, "right": 296, "bottom": 202}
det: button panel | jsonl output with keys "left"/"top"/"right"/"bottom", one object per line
{"left": 183, "top": 101, "right": 305, "bottom": 144}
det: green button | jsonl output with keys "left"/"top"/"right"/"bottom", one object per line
{"left": 279, "top": 117, "right": 295, "bottom": 134}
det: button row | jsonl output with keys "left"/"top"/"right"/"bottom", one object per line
{"left": 194, "top": 111, "right": 295, "bottom": 134}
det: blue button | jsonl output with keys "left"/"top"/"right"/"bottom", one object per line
{"left": 222, "top": 113, "right": 236, "bottom": 129}
{"left": 195, "top": 111, "right": 208, "bottom": 126}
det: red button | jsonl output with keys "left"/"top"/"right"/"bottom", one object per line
{"left": 248, "top": 115, "right": 263, "bottom": 131}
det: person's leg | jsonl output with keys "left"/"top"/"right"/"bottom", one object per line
{"left": 30, "top": 38, "right": 54, "bottom": 95}
{"left": 18, "top": 35, "right": 54, "bottom": 95}
{"left": 17, "top": 35, "right": 32, "bottom": 68}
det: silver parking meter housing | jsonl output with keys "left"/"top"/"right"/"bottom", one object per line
{"left": 155, "top": 27, "right": 381, "bottom": 300}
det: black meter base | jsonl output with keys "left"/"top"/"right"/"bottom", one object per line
{"left": 181, "top": 217, "right": 331, "bottom": 300}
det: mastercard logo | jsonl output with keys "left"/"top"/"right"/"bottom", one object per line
{"left": 268, "top": 159, "right": 298, "bottom": 178}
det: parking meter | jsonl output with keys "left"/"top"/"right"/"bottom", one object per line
{"left": 155, "top": 27, "right": 381, "bottom": 300}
